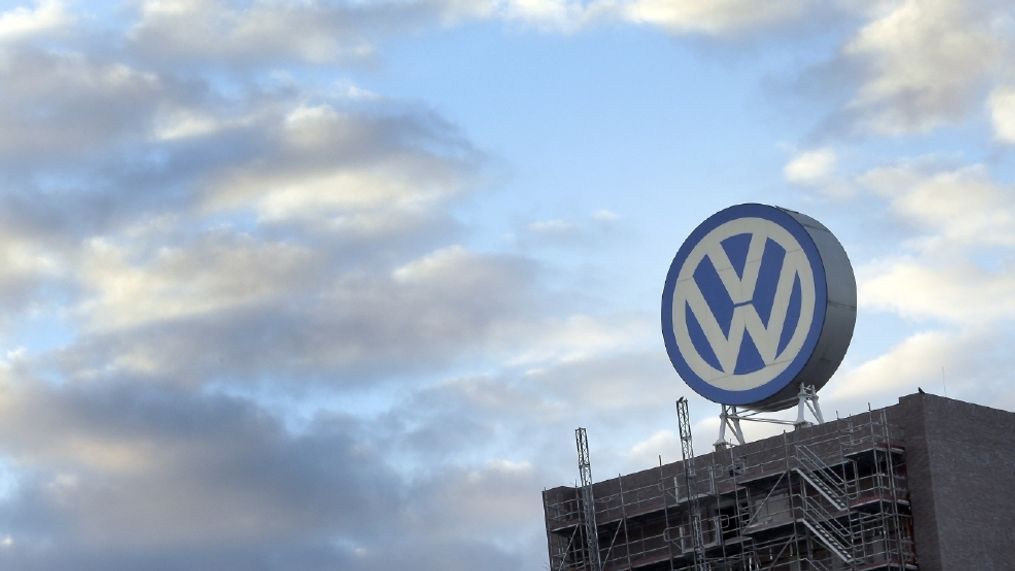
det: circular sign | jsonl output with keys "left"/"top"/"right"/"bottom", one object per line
{"left": 661, "top": 204, "right": 856, "bottom": 411}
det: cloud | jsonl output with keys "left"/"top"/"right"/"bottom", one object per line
{"left": 858, "top": 256, "right": 1015, "bottom": 326}
{"left": 0, "top": 48, "right": 166, "bottom": 171}
{"left": 506, "top": 312, "right": 653, "bottom": 366}
{"left": 628, "top": 429, "right": 677, "bottom": 467}
{"left": 840, "top": 161, "right": 1015, "bottom": 363}
{"left": 988, "top": 86, "right": 1015, "bottom": 143}
{"left": 784, "top": 148, "right": 836, "bottom": 185}
{"left": 622, "top": 0, "right": 811, "bottom": 36}
{"left": 833, "top": 0, "right": 1011, "bottom": 135}
{"left": 195, "top": 103, "right": 483, "bottom": 225}
{"left": 858, "top": 162, "right": 1015, "bottom": 249}
{"left": 830, "top": 325, "right": 1015, "bottom": 412}
{"left": 52, "top": 240, "right": 541, "bottom": 387}
{"left": 490, "top": 0, "right": 596, "bottom": 30}
{"left": 517, "top": 210, "right": 621, "bottom": 249}
{"left": 125, "top": 0, "right": 644, "bottom": 69}
{"left": 127, "top": 0, "right": 386, "bottom": 68}
{"left": 0, "top": 230, "right": 63, "bottom": 319}
{"left": 823, "top": 155, "right": 1015, "bottom": 416}
{"left": 440, "top": 0, "right": 822, "bottom": 36}
{"left": 0, "top": 18, "right": 574, "bottom": 570}
{"left": 592, "top": 209, "right": 619, "bottom": 222}
{"left": 1, "top": 2, "right": 1013, "bottom": 569}
{"left": 0, "top": 0, "right": 70, "bottom": 44}
{"left": 0, "top": 380, "right": 398, "bottom": 555}
{"left": 408, "top": 459, "right": 542, "bottom": 540}
{"left": 784, "top": 148, "right": 858, "bottom": 199}
{"left": 0, "top": 378, "right": 546, "bottom": 570}
{"left": 832, "top": 330, "right": 958, "bottom": 400}
{"left": 75, "top": 232, "right": 317, "bottom": 332}
{"left": 0, "top": 81, "right": 512, "bottom": 388}
{"left": 379, "top": 328, "right": 693, "bottom": 483}
{"left": 0, "top": 3, "right": 482, "bottom": 238}
{"left": 528, "top": 218, "right": 575, "bottom": 235}
{"left": 0, "top": 0, "right": 518, "bottom": 395}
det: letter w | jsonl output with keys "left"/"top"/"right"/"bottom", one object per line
{"left": 684, "top": 236, "right": 802, "bottom": 375}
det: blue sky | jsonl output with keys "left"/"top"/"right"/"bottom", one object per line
{"left": 0, "top": 0, "right": 1013, "bottom": 569}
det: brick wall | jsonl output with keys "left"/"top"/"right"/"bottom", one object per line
{"left": 898, "top": 393, "right": 1015, "bottom": 571}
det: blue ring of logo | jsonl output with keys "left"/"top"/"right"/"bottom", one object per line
{"left": 661, "top": 203, "right": 828, "bottom": 406}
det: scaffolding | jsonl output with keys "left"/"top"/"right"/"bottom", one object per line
{"left": 542, "top": 406, "right": 917, "bottom": 571}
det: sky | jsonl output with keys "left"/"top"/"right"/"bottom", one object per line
{"left": 0, "top": 0, "right": 1013, "bottom": 568}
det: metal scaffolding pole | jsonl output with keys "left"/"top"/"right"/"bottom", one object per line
{"left": 676, "top": 397, "right": 707, "bottom": 571}
{"left": 576, "top": 427, "right": 602, "bottom": 571}
{"left": 543, "top": 406, "right": 918, "bottom": 571}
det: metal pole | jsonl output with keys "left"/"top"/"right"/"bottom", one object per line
{"left": 576, "top": 427, "right": 601, "bottom": 571}
{"left": 676, "top": 398, "right": 707, "bottom": 571}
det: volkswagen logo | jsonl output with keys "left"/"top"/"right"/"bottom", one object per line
{"left": 661, "top": 204, "right": 856, "bottom": 411}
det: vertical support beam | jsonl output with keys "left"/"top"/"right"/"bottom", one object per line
{"left": 617, "top": 474, "right": 634, "bottom": 569}
{"left": 795, "top": 384, "right": 825, "bottom": 428}
{"left": 709, "top": 460, "right": 728, "bottom": 563}
{"left": 715, "top": 404, "right": 747, "bottom": 450}
{"left": 676, "top": 398, "right": 707, "bottom": 570}
{"left": 575, "top": 427, "right": 601, "bottom": 571}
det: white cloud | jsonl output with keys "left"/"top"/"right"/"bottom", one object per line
{"left": 518, "top": 210, "right": 620, "bottom": 248}
{"left": 628, "top": 429, "right": 676, "bottom": 466}
{"left": 56, "top": 236, "right": 541, "bottom": 386}
{"left": 199, "top": 103, "right": 478, "bottom": 224}
{"left": 75, "top": 233, "right": 317, "bottom": 332}
{"left": 988, "top": 86, "right": 1015, "bottom": 143}
{"left": 443, "top": 0, "right": 816, "bottom": 36}
{"left": 622, "top": 0, "right": 809, "bottom": 35}
{"left": 252, "top": 167, "right": 453, "bottom": 222}
{"left": 829, "top": 326, "right": 1015, "bottom": 413}
{"left": 858, "top": 257, "right": 1015, "bottom": 326}
{"left": 841, "top": 0, "right": 1008, "bottom": 135}
{"left": 831, "top": 330, "right": 956, "bottom": 400}
{"left": 412, "top": 458, "right": 540, "bottom": 537}
{"left": 342, "top": 84, "right": 381, "bottom": 101}
{"left": 859, "top": 163, "right": 1015, "bottom": 249}
{"left": 528, "top": 218, "right": 574, "bottom": 235}
{"left": 392, "top": 244, "right": 473, "bottom": 283}
{"left": 826, "top": 155, "right": 1015, "bottom": 415}
{"left": 151, "top": 108, "right": 226, "bottom": 141}
{"left": 497, "top": 0, "right": 592, "bottom": 30}
{"left": 851, "top": 161, "right": 1015, "bottom": 326}
{"left": 784, "top": 148, "right": 836, "bottom": 185}
{"left": 0, "top": 381, "right": 411, "bottom": 554}
{"left": 785, "top": 148, "right": 857, "bottom": 198}
{"left": 0, "top": 0, "right": 69, "bottom": 43}
{"left": 592, "top": 209, "right": 619, "bottom": 222}
{"left": 0, "top": 231, "right": 65, "bottom": 328}
{"left": 0, "top": 50, "right": 164, "bottom": 164}
{"left": 130, "top": 0, "right": 379, "bottom": 67}
{"left": 507, "top": 313, "right": 653, "bottom": 366}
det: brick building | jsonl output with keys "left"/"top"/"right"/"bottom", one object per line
{"left": 541, "top": 392, "right": 1015, "bottom": 571}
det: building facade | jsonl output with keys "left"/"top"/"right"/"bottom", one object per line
{"left": 541, "top": 393, "right": 1015, "bottom": 571}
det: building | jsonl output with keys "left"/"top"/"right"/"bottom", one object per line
{"left": 541, "top": 392, "right": 1015, "bottom": 571}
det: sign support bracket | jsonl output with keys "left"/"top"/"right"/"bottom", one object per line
{"left": 713, "top": 385, "right": 825, "bottom": 450}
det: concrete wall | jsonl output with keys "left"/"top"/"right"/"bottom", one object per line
{"left": 897, "top": 393, "right": 1015, "bottom": 571}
